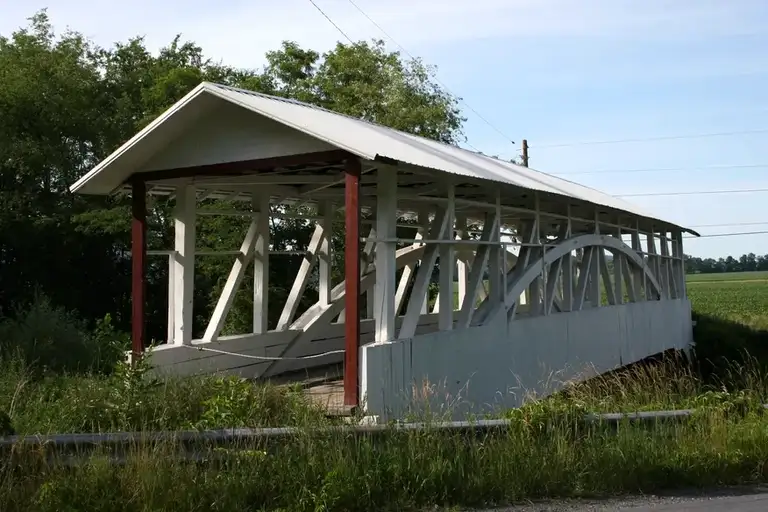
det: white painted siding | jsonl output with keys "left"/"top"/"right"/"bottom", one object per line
{"left": 362, "top": 299, "right": 693, "bottom": 420}
{"left": 142, "top": 98, "right": 336, "bottom": 171}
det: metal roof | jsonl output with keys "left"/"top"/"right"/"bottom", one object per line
{"left": 70, "top": 81, "right": 694, "bottom": 234}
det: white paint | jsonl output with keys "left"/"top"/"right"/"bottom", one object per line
{"left": 438, "top": 183, "right": 455, "bottom": 331}
{"left": 173, "top": 184, "right": 196, "bottom": 345}
{"left": 149, "top": 313, "right": 445, "bottom": 379}
{"left": 276, "top": 223, "right": 325, "bottom": 330}
{"left": 203, "top": 218, "right": 260, "bottom": 342}
{"left": 457, "top": 212, "right": 497, "bottom": 328}
{"left": 142, "top": 97, "right": 335, "bottom": 172}
{"left": 318, "top": 201, "right": 333, "bottom": 307}
{"left": 394, "top": 210, "right": 429, "bottom": 315}
{"left": 73, "top": 83, "right": 695, "bottom": 243}
{"left": 456, "top": 215, "right": 469, "bottom": 309}
{"left": 166, "top": 253, "right": 175, "bottom": 343}
{"left": 399, "top": 207, "right": 450, "bottom": 339}
{"left": 362, "top": 299, "right": 693, "bottom": 420}
{"left": 375, "top": 169, "right": 398, "bottom": 342}
{"left": 253, "top": 192, "right": 270, "bottom": 333}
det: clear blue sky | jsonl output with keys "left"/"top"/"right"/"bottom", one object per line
{"left": 2, "top": 0, "right": 767, "bottom": 258}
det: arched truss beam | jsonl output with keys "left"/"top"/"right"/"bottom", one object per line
{"left": 473, "top": 233, "right": 663, "bottom": 325}
{"left": 264, "top": 243, "right": 477, "bottom": 376}
{"left": 263, "top": 233, "right": 662, "bottom": 376}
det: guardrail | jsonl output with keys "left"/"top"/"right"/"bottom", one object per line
{"left": 3, "top": 404, "right": 766, "bottom": 453}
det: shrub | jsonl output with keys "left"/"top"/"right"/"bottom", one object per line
{"left": 0, "top": 294, "right": 127, "bottom": 375}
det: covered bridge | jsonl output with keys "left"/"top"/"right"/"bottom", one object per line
{"left": 71, "top": 82, "right": 695, "bottom": 419}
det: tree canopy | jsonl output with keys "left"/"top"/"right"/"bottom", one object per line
{"left": 0, "top": 10, "right": 465, "bottom": 345}
{"left": 2, "top": 10, "right": 764, "bottom": 360}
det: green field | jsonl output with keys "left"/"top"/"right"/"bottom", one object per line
{"left": 687, "top": 271, "right": 768, "bottom": 330}
{"left": 687, "top": 271, "right": 768, "bottom": 283}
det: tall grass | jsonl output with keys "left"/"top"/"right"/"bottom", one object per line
{"left": 544, "top": 352, "right": 768, "bottom": 414}
{"left": 2, "top": 403, "right": 768, "bottom": 511}
{"left": 2, "top": 291, "right": 768, "bottom": 510}
{"left": 0, "top": 355, "right": 331, "bottom": 434}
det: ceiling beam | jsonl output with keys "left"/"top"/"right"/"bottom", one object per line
{"left": 132, "top": 149, "right": 350, "bottom": 183}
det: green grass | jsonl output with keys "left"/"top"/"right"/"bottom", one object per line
{"left": 3, "top": 360, "right": 768, "bottom": 511}
{"left": 687, "top": 271, "right": 768, "bottom": 331}
{"left": 687, "top": 271, "right": 768, "bottom": 283}
{"left": 2, "top": 273, "right": 768, "bottom": 510}
{"left": 0, "top": 356, "right": 333, "bottom": 435}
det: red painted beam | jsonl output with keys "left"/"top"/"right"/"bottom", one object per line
{"left": 131, "top": 179, "right": 147, "bottom": 358}
{"left": 343, "top": 157, "right": 361, "bottom": 407}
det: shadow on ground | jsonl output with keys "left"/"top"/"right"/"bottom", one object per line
{"left": 692, "top": 313, "right": 768, "bottom": 384}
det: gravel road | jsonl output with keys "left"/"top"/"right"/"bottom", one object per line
{"left": 476, "top": 487, "right": 768, "bottom": 511}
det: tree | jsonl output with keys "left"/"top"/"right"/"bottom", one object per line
{"left": 685, "top": 252, "right": 768, "bottom": 274}
{"left": 0, "top": 11, "right": 465, "bottom": 345}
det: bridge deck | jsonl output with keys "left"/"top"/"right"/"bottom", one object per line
{"left": 268, "top": 363, "right": 348, "bottom": 416}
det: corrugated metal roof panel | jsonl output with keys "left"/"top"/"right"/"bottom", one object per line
{"left": 204, "top": 83, "right": 685, "bottom": 231}
{"left": 71, "top": 81, "right": 694, "bottom": 233}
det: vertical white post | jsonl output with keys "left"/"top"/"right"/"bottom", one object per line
{"left": 253, "top": 192, "right": 270, "bottom": 334}
{"left": 488, "top": 191, "right": 503, "bottom": 307}
{"left": 173, "top": 184, "right": 196, "bottom": 345}
{"left": 631, "top": 224, "right": 644, "bottom": 300}
{"left": 646, "top": 229, "right": 660, "bottom": 300}
{"left": 418, "top": 211, "right": 431, "bottom": 316}
{"left": 561, "top": 210, "right": 573, "bottom": 312}
{"left": 167, "top": 253, "right": 175, "bottom": 343}
{"left": 528, "top": 193, "right": 542, "bottom": 315}
{"left": 659, "top": 230, "right": 673, "bottom": 299}
{"left": 395, "top": 209, "right": 429, "bottom": 315}
{"left": 438, "top": 182, "right": 455, "bottom": 331}
{"left": 672, "top": 229, "right": 686, "bottom": 299}
{"left": 588, "top": 211, "right": 600, "bottom": 307}
{"left": 318, "top": 201, "right": 333, "bottom": 307}
{"left": 613, "top": 226, "right": 623, "bottom": 304}
{"left": 375, "top": 169, "right": 397, "bottom": 342}
{"left": 456, "top": 214, "right": 469, "bottom": 310}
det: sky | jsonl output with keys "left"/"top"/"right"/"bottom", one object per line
{"left": 2, "top": 0, "right": 767, "bottom": 258}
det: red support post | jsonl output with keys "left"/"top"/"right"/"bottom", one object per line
{"left": 343, "top": 157, "right": 361, "bottom": 407}
{"left": 131, "top": 178, "right": 147, "bottom": 359}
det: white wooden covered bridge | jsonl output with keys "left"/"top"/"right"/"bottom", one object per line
{"left": 71, "top": 82, "right": 695, "bottom": 418}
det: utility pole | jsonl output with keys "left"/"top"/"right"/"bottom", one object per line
{"left": 521, "top": 139, "right": 529, "bottom": 167}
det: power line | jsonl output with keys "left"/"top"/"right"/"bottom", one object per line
{"left": 552, "top": 163, "right": 768, "bottom": 176}
{"left": 687, "top": 230, "right": 768, "bottom": 239}
{"left": 689, "top": 221, "right": 768, "bottom": 228}
{"left": 533, "top": 128, "right": 768, "bottom": 149}
{"left": 616, "top": 188, "right": 768, "bottom": 198}
{"left": 307, "top": 0, "right": 482, "bottom": 152}
{"left": 342, "top": 0, "right": 518, "bottom": 149}
{"left": 307, "top": 0, "right": 354, "bottom": 43}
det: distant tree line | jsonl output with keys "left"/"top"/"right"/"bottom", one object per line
{"left": 685, "top": 253, "right": 768, "bottom": 274}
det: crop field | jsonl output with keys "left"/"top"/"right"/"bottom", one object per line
{"left": 687, "top": 271, "right": 768, "bottom": 329}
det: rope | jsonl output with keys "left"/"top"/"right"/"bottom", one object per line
{"left": 183, "top": 344, "right": 344, "bottom": 361}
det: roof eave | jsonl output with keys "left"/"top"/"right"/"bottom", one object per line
{"left": 69, "top": 82, "right": 212, "bottom": 195}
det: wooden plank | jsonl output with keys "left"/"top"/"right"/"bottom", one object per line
{"left": 131, "top": 179, "right": 147, "bottom": 356}
{"left": 203, "top": 219, "right": 260, "bottom": 341}
{"left": 438, "top": 183, "right": 455, "bottom": 331}
{"left": 399, "top": 207, "right": 449, "bottom": 339}
{"left": 253, "top": 192, "right": 270, "bottom": 333}
{"left": 276, "top": 223, "right": 326, "bottom": 330}
{"left": 375, "top": 169, "right": 397, "bottom": 342}
{"left": 344, "top": 157, "right": 361, "bottom": 407}
{"left": 173, "top": 184, "right": 196, "bottom": 345}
